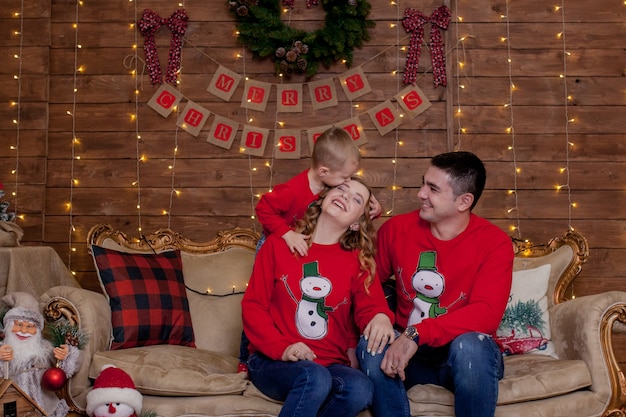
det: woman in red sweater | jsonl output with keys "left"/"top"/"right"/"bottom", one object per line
{"left": 242, "top": 178, "right": 394, "bottom": 417}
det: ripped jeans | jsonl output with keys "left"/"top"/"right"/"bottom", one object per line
{"left": 357, "top": 332, "right": 504, "bottom": 417}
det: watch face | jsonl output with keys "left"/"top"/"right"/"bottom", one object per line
{"left": 405, "top": 326, "right": 418, "bottom": 341}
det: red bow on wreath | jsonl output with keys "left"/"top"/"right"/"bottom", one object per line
{"left": 138, "top": 9, "right": 189, "bottom": 86}
{"left": 402, "top": 5, "right": 451, "bottom": 87}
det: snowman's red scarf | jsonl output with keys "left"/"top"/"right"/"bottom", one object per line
{"left": 138, "top": 9, "right": 188, "bottom": 86}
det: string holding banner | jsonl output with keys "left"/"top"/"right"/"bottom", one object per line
{"left": 147, "top": 80, "right": 431, "bottom": 157}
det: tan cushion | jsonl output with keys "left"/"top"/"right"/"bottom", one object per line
{"left": 90, "top": 345, "right": 247, "bottom": 396}
{"left": 406, "top": 354, "right": 591, "bottom": 406}
{"left": 498, "top": 354, "right": 591, "bottom": 404}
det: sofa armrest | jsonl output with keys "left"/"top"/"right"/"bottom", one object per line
{"left": 41, "top": 286, "right": 112, "bottom": 413}
{"left": 549, "top": 290, "right": 626, "bottom": 414}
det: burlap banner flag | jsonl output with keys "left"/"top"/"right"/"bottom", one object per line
{"left": 338, "top": 67, "right": 371, "bottom": 101}
{"left": 148, "top": 84, "right": 184, "bottom": 118}
{"left": 276, "top": 84, "right": 303, "bottom": 113}
{"left": 207, "top": 114, "right": 239, "bottom": 150}
{"left": 395, "top": 84, "right": 431, "bottom": 119}
{"left": 241, "top": 79, "right": 272, "bottom": 112}
{"left": 208, "top": 65, "right": 242, "bottom": 102}
{"left": 336, "top": 117, "right": 368, "bottom": 147}
{"left": 177, "top": 100, "right": 211, "bottom": 137}
{"left": 274, "top": 129, "right": 302, "bottom": 160}
{"left": 367, "top": 100, "right": 402, "bottom": 136}
{"left": 240, "top": 125, "right": 270, "bottom": 157}
{"left": 308, "top": 78, "right": 339, "bottom": 111}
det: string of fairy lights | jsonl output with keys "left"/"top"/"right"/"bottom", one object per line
{"left": 66, "top": 0, "right": 83, "bottom": 273}
{"left": 165, "top": 2, "right": 185, "bottom": 229}
{"left": 556, "top": 0, "right": 575, "bottom": 231}
{"left": 386, "top": 0, "right": 404, "bottom": 216}
{"left": 239, "top": 43, "right": 260, "bottom": 226}
{"left": 130, "top": 0, "right": 144, "bottom": 234}
{"left": 502, "top": 0, "right": 522, "bottom": 238}
{"left": 9, "top": 2, "right": 24, "bottom": 219}
{"left": 453, "top": 0, "right": 577, "bottom": 236}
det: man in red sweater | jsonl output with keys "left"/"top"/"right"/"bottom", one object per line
{"left": 357, "top": 151, "right": 514, "bottom": 417}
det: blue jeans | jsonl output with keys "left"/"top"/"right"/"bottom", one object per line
{"left": 357, "top": 332, "right": 504, "bottom": 417}
{"left": 248, "top": 352, "right": 373, "bottom": 417}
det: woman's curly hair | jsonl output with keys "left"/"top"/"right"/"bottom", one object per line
{"left": 295, "top": 177, "right": 377, "bottom": 289}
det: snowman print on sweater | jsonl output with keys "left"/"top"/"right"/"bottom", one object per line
{"left": 404, "top": 251, "right": 465, "bottom": 325}
{"left": 282, "top": 261, "right": 346, "bottom": 340}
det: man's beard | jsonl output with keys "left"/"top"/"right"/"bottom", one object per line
{"left": 4, "top": 324, "right": 52, "bottom": 374}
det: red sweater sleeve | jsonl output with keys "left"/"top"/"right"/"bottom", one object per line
{"left": 255, "top": 170, "right": 317, "bottom": 238}
{"left": 241, "top": 237, "right": 293, "bottom": 360}
{"left": 352, "top": 270, "right": 395, "bottom": 332}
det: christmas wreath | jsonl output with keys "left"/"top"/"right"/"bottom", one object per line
{"left": 228, "top": 0, "right": 374, "bottom": 77}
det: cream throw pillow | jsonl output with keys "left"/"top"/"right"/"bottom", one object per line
{"left": 181, "top": 248, "right": 254, "bottom": 357}
{"left": 496, "top": 264, "right": 556, "bottom": 358}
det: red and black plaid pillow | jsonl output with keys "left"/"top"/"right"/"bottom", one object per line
{"left": 91, "top": 245, "right": 195, "bottom": 350}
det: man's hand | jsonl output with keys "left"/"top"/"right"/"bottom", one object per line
{"left": 0, "top": 345, "right": 13, "bottom": 361}
{"left": 282, "top": 230, "right": 310, "bottom": 256}
{"left": 380, "top": 335, "right": 418, "bottom": 380}
{"left": 53, "top": 344, "right": 69, "bottom": 361}
{"left": 363, "top": 313, "right": 395, "bottom": 355}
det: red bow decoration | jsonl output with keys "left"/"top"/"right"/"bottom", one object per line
{"left": 138, "top": 9, "right": 189, "bottom": 86}
{"left": 402, "top": 5, "right": 451, "bottom": 87}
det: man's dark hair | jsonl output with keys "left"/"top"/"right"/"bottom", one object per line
{"left": 431, "top": 151, "right": 486, "bottom": 210}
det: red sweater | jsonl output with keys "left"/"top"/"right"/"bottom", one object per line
{"left": 242, "top": 235, "right": 393, "bottom": 366}
{"left": 255, "top": 169, "right": 317, "bottom": 238}
{"left": 376, "top": 211, "right": 513, "bottom": 348}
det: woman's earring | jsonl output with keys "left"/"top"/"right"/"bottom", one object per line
{"left": 349, "top": 224, "right": 359, "bottom": 231}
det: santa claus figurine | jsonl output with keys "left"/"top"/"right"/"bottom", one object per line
{"left": 86, "top": 365, "right": 143, "bottom": 417}
{"left": 0, "top": 292, "right": 82, "bottom": 417}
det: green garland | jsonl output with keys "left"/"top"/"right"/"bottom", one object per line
{"left": 228, "top": 0, "right": 374, "bottom": 77}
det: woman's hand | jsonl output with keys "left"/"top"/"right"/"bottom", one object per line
{"left": 362, "top": 313, "right": 395, "bottom": 355}
{"left": 281, "top": 342, "right": 316, "bottom": 362}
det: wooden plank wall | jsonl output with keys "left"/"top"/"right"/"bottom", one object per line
{"left": 1, "top": 0, "right": 624, "bottom": 364}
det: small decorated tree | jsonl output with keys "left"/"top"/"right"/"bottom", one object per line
{"left": 0, "top": 182, "right": 16, "bottom": 222}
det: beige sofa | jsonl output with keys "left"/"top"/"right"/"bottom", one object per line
{"left": 40, "top": 224, "right": 626, "bottom": 417}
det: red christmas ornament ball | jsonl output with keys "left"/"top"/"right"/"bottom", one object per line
{"left": 41, "top": 367, "right": 67, "bottom": 391}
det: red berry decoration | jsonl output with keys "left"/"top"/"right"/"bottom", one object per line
{"left": 41, "top": 367, "right": 67, "bottom": 391}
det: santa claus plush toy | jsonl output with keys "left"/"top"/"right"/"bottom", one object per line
{"left": 86, "top": 365, "right": 143, "bottom": 417}
{"left": 0, "top": 292, "right": 82, "bottom": 417}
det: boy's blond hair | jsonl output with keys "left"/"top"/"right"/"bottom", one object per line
{"left": 311, "top": 127, "right": 360, "bottom": 171}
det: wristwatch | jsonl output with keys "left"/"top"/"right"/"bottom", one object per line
{"left": 403, "top": 325, "right": 420, "bottom": 345}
